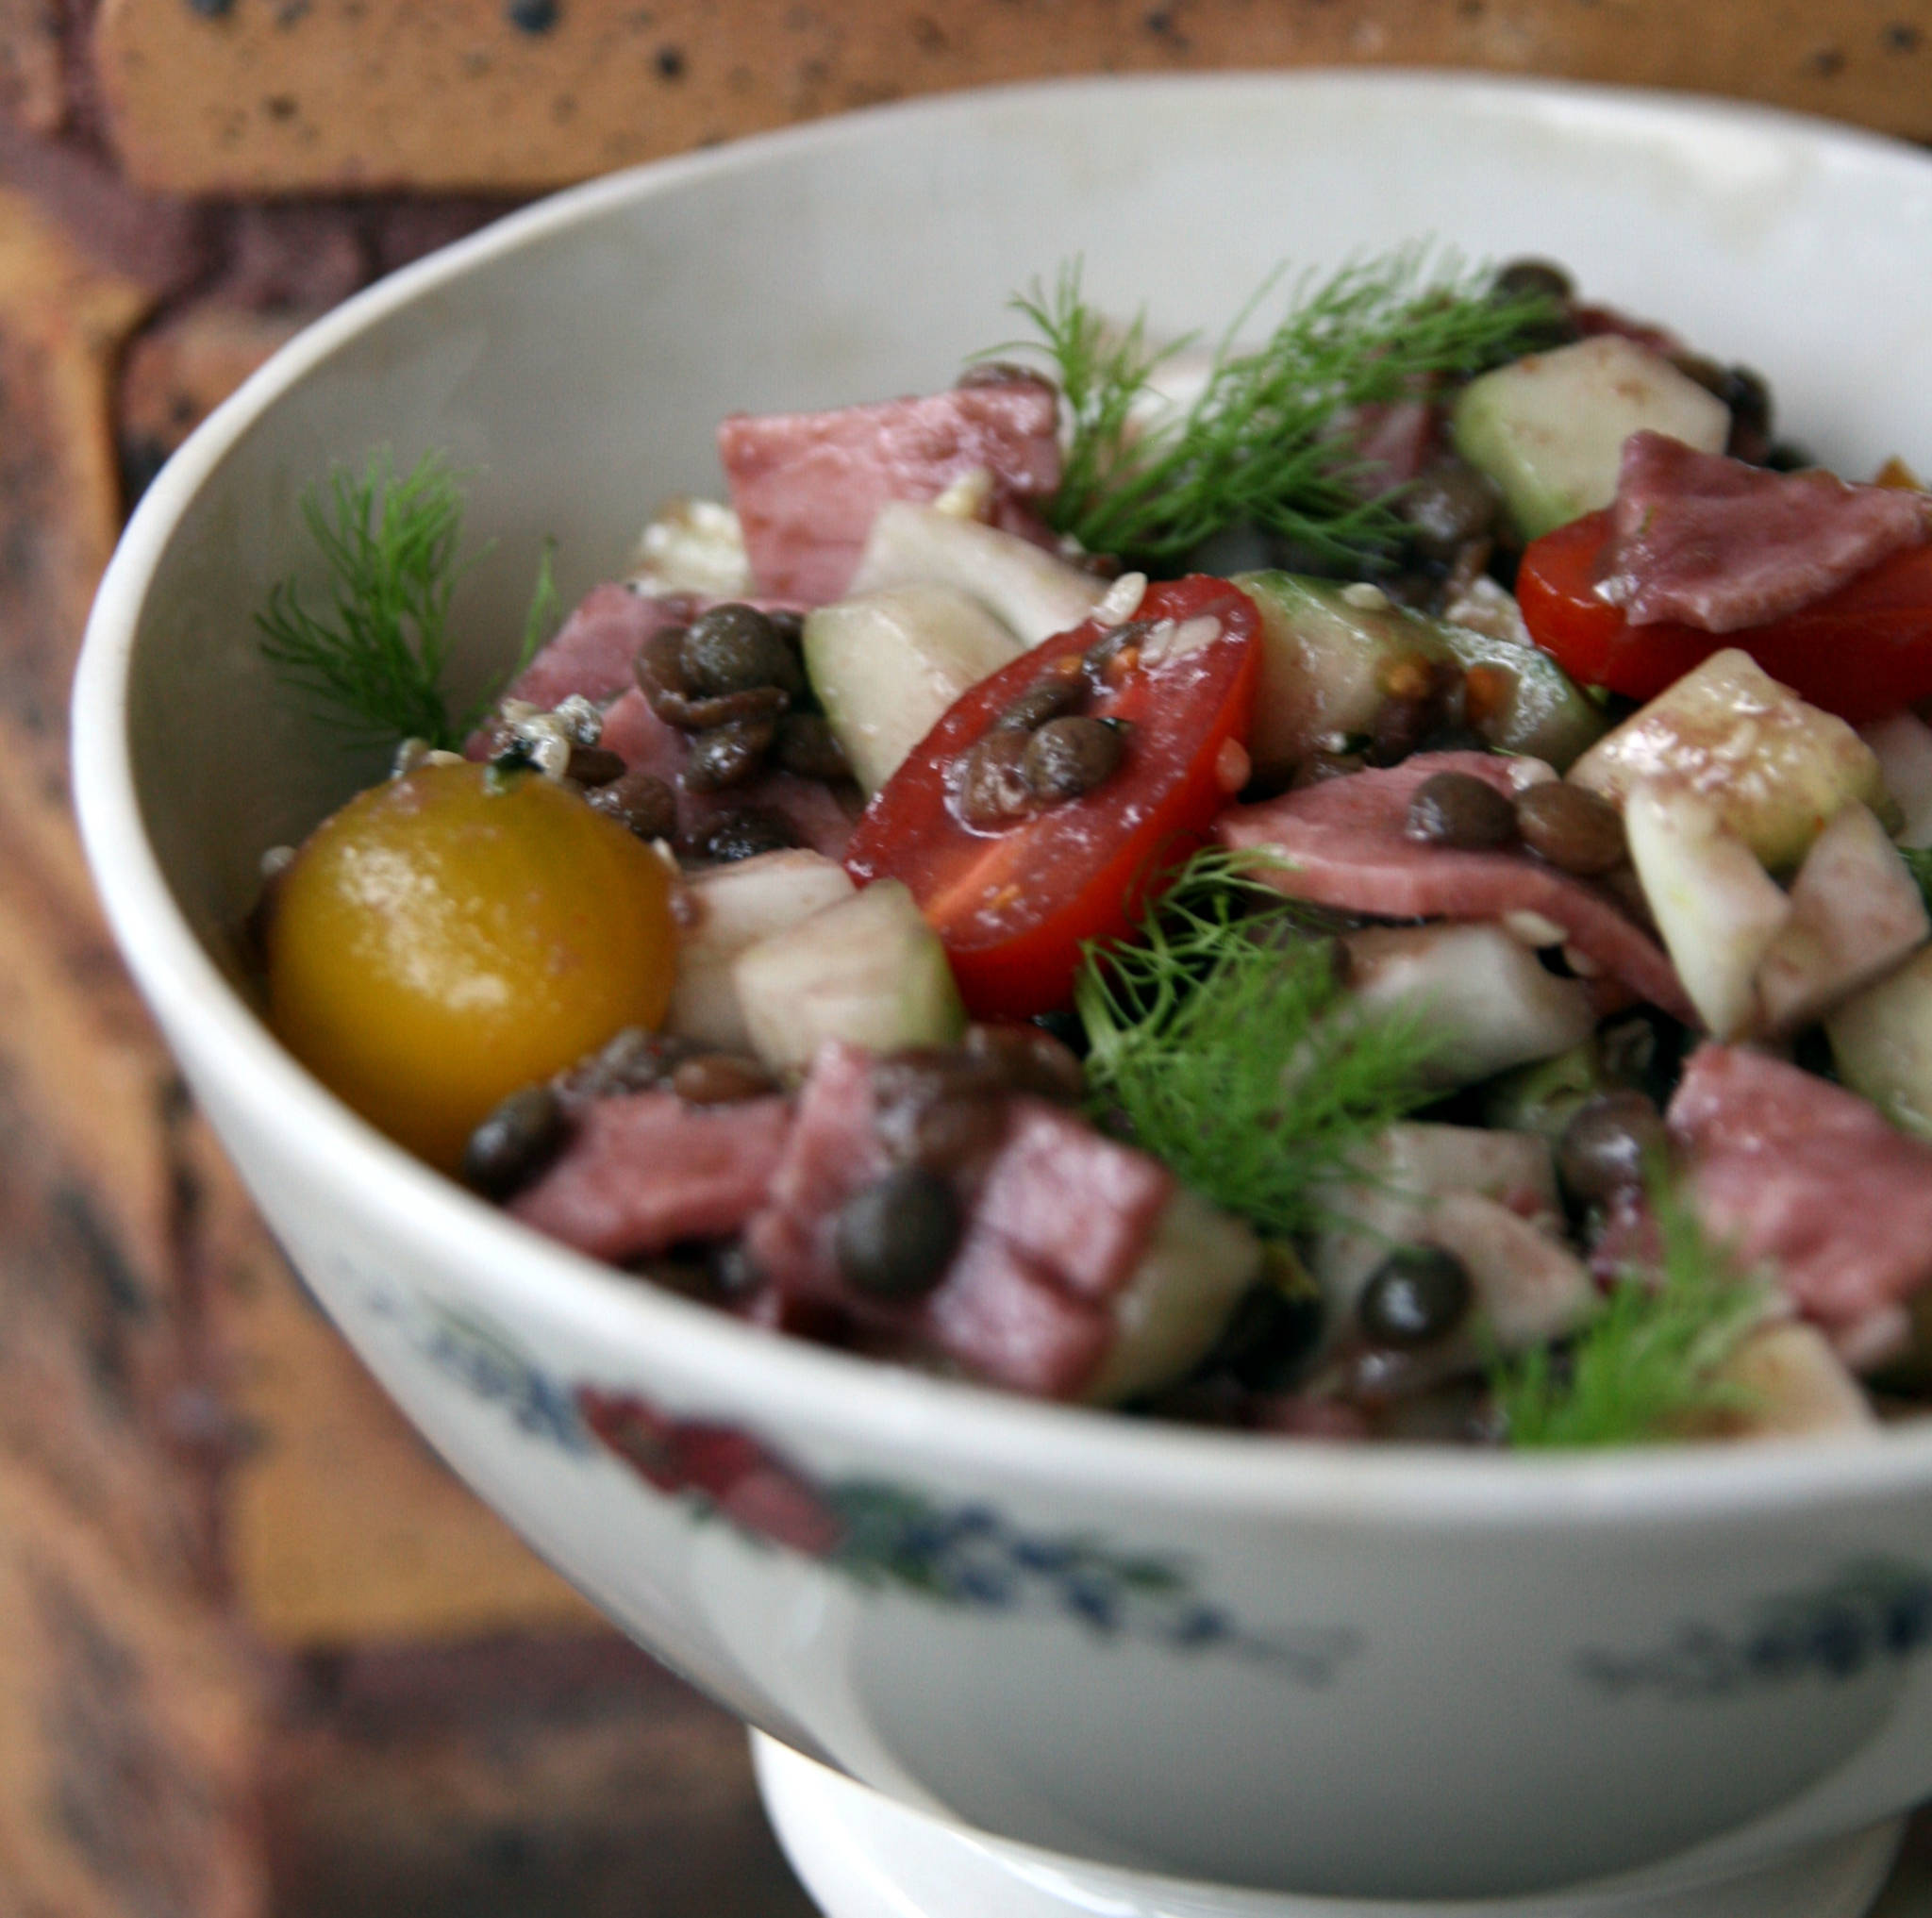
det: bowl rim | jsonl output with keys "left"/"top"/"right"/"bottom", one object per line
{"left": 72, "top": 66, "right": 1932, "bottom": 1531}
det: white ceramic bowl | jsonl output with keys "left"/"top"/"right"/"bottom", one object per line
{"left": 72, "top": 72, "right": 1932, "bottom": 1917}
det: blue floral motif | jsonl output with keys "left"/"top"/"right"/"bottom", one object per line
{"left": 357, "top": 1276, "right": 1356, "bottom": 1681}
{"left": 1577, "top": 1558, "right": 1932, "bottom": 1698}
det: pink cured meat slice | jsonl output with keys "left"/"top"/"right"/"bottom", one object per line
{"left": 506, "top": 582, "right": 691, "bottom": 709}
{"left": 741, "top": 1042, "right": 1172, "bottom": 1398}
{"left": 1213, "top": 752, "right": 1694, "bottom": 1020}
{"left": 718, "top": 375, "right": 1062, "bottom": 605}
{"left": 509, "top": 1090, "right": 792, "bottom": 1263}
{"left": 1668, "top": 1045, "right": 1932, "bottom": 1339}
{"left": 1599, "top": 431, "right": 1928, "bottom": 633}
{"left": 598, "top": 688, "right": 861, "bottom": 861}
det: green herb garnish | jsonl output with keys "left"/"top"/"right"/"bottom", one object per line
{"left": 1493, "top": 1176, "right": 1768, "bottom": 1449}
{"left": 1008, "top": 249, "right": 1558, "bottom": 572}
{"left": 257, "top": 450, "right": 553, "bottom": 750}
{"left": 1903, "top": 844, "right": 1932, "bottom": 913}
{"left": 1074, "top": 849, "right": 1440, "bottom": 1239}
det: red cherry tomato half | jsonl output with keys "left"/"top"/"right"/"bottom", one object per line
{"left": 845, "top": 575, "right": 1261, "bottom": 1018}
{"left": 1518, "top": 509, "right": 1932, "bottom": 724}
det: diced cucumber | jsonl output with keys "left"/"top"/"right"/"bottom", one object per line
{"left": 847, "top": 501, "right": 1108, "bottom": 646}
{"left": 1081, "top": 1187, "right": 1261, "bottom": 1406}
{"left": 803, "top": 583, "right": 1026, "bottom": 794}
{"left": 1235, "top": 572, "right": 1607, "bottom": 776}
{"left": 1756, "top": 804, "right": 1929, "bottom": 1035}
{"left": 1624, "top": 785, "right": 1791, "bottom": 1042}
{"left": 667, "top": 850, "right": 858, "bottom": 1050}
{"left": 733, "top": 878, "right": 965, "bottom": 1076}
{"left": 1450, "top": 335, "right": 1730, "bottom": 542}
{"left": 1701, "top": 1324, "right": 1876, "bottom": 1440}
{"left": 1481, "top": 1041, "right": 1607, "bottom": 1142}
{"left": 1308, "top": 1122, "right": 1559, "bottom": 1335}
{"left": 1570, "top": 648, "right": 1890, "bottom": 873}
{"left": 1825, "top": 944, "right": 1932, "bottom": 1139}
{"left": 1342, "top": 923, "right": 1598, "bottom": 1087}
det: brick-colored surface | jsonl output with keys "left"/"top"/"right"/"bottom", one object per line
{"left": 119, "top": 303, "right": 308, "bottom": 494}
{"left": 261, "top": 1635, "right": 812, "bottom": 1917}
{"left": 0, "top": 181, "right": 271, "bottom": 1915}
{"left": 221, "top": 1226, "right": 601, "bottom": 1645}
{"left": 0, "top": 1464, "right": 265, "bottom": 1918}
{"left": 93, "top": 0, "right": 1932, "bottom": 199}
{"left": 0, "top": 0, "right": 67, "bottom": 139}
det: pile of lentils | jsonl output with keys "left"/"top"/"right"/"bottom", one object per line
{"left": 1404, "top": 767, "right": 1626, "bottom": 877}
{"left": 950, "top": 621, "right": 1154, "bottom": 829}
{"left": 635, "top": 602, "right": 852, "bottom": 859}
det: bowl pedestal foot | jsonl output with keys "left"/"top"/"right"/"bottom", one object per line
{"left": 753, "top": 1732, "right": 1903, "bottom": 1918}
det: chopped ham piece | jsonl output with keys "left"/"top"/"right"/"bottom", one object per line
{"left": 1597, "top": 431, "right": 1927, "bottom": 633}
{"left": 1668, "top": 1045, "right": 1932, "bottom": 1351}
{"left": 505, "top": 582, "right": 691, "bottom": 709}
{"left": 1212, "top": 752, "right": 1694, "bottom": 1020}
{"left": 741, "top": 1042, "right": 1174, "bottom": 1398}
{"left": 1327, "top": 398, "right": 1439, "bottom": 501}
{"left": 598, "top": 688, "right": 860, "bottom": 860}
{"left": 509, "top": 1090, "right": 792, "bottom": 1263}
{"left": 719, "top": 375, "right": 1063, "bottom": 604}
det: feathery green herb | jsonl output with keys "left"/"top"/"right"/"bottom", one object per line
{"left": 1008, "top": 249, "right": 1560, "bottom": 571}
{"left": 1074, "top": 849, "right": 1441, "bottom": 1239}
{"left": 257, "top": 450, "right": 553, "bottom": 751}
{"left": 1493, "top": 1176, "right": 1768, "bottom": 1449}
{"left": 1903, "top": 844, "right": 1932, "bottom": 914}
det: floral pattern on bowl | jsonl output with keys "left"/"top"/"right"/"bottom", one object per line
{"left": 1577, "top": 1557, "right": 1932, "bottom": 1697}
{"left": 388, "top": 1278, "right": 1357, "bottom": 1679}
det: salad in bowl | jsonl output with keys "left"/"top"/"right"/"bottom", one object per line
{"left": 71, "top": 75, "right": 1932, "bottom": 1912}
{"left": 251, "top": 246, "right": 1932, "bottom": 1453}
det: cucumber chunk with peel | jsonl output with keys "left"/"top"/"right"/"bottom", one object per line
{"left": 1570, "top": 649, "right": 1890, "bottom": 873}
{"left": 847, "top": 501, "right": 1108, "bottom": 646}
{"left": 667, "top": 849, "right": 858, "bottom": 1050}
{"left": 733, "top": 878, "right": 966, "bottom": 1076}
{"left": 803, "top": 583, "right": 1026, "bottom": 794}
{"left": 1451, "top": 335, "right": 1730, "bottom": 542}
{"left": 1235, "top": 571, "right": 1607, "bottom": 778}
{"left": 1624, "top": 785, "right": 1792, "bottom": 1042}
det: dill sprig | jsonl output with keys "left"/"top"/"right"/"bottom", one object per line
{"left": 257, "top": 450, "right": 554, "bottom": 750}
{"left": 1074, "top": 850, "right": 1441, "bottom": 1239}
{"left": 1494, "top": 1176, "right": 1769, "bottom": 1449}
{"left": 1009, "top": 249, "right": 1560, "bottom": 571}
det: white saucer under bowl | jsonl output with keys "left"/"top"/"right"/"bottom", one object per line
{"left": 754, "top": 1734, "right": 1905, "bottom": 1918}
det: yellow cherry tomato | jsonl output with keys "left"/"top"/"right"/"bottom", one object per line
{"left": 268, "top": 759, "right": 675, "bottom": 1171}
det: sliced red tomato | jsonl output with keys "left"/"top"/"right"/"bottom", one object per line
{"left": 1518, "top": 509, "right": 1932, "bottom": 724}
{"left": 845, "top": 575, "right": 1261, "bottom": 1018}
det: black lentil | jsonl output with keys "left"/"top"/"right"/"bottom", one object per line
{"left": 1358, "top": 1246, "right": 1474, "bottom": 1348}
{"left": 462, "top": 1084, "right": 567, "bottom": 1199}
{"left": 680, "top": 603, "right": 805, "bottom": 699}
{"left": 773, "top": 712, "right": 852, "bottom": 782}
{"left": 1022, "top": 716, "right": 1124, "bottom": 801}
{"left": 1405, "top": 770, "right": 1520, "bottom": 851}
{"left": 565, "top": 743, "right": 627, "bottom": 788}
{"left": 1557, "top": 1092, "right": 1670, "bottom": 1209}
{"left": 588, "top": 769, "right": 678, "bottom": 841}
{"left": 834, "top": 1166, "right": 963, "bottom": 1299}
{"left": 1515, "top": 781, "right": 1627, "bottom": 876}
{"left": 684, "top": 715, "right": 777, "bottom": 792}
{"left": 994, "top": 680, "right": 1084, "bottom": 732}
{"left": 953, "top": 729, "right": 1035, "bottom": 827}
{"left": 690, "top": 807, "right": 796, "bottom": 863}
{"left": 1398, "top": 460, "right": 1499, "bottom": 560}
